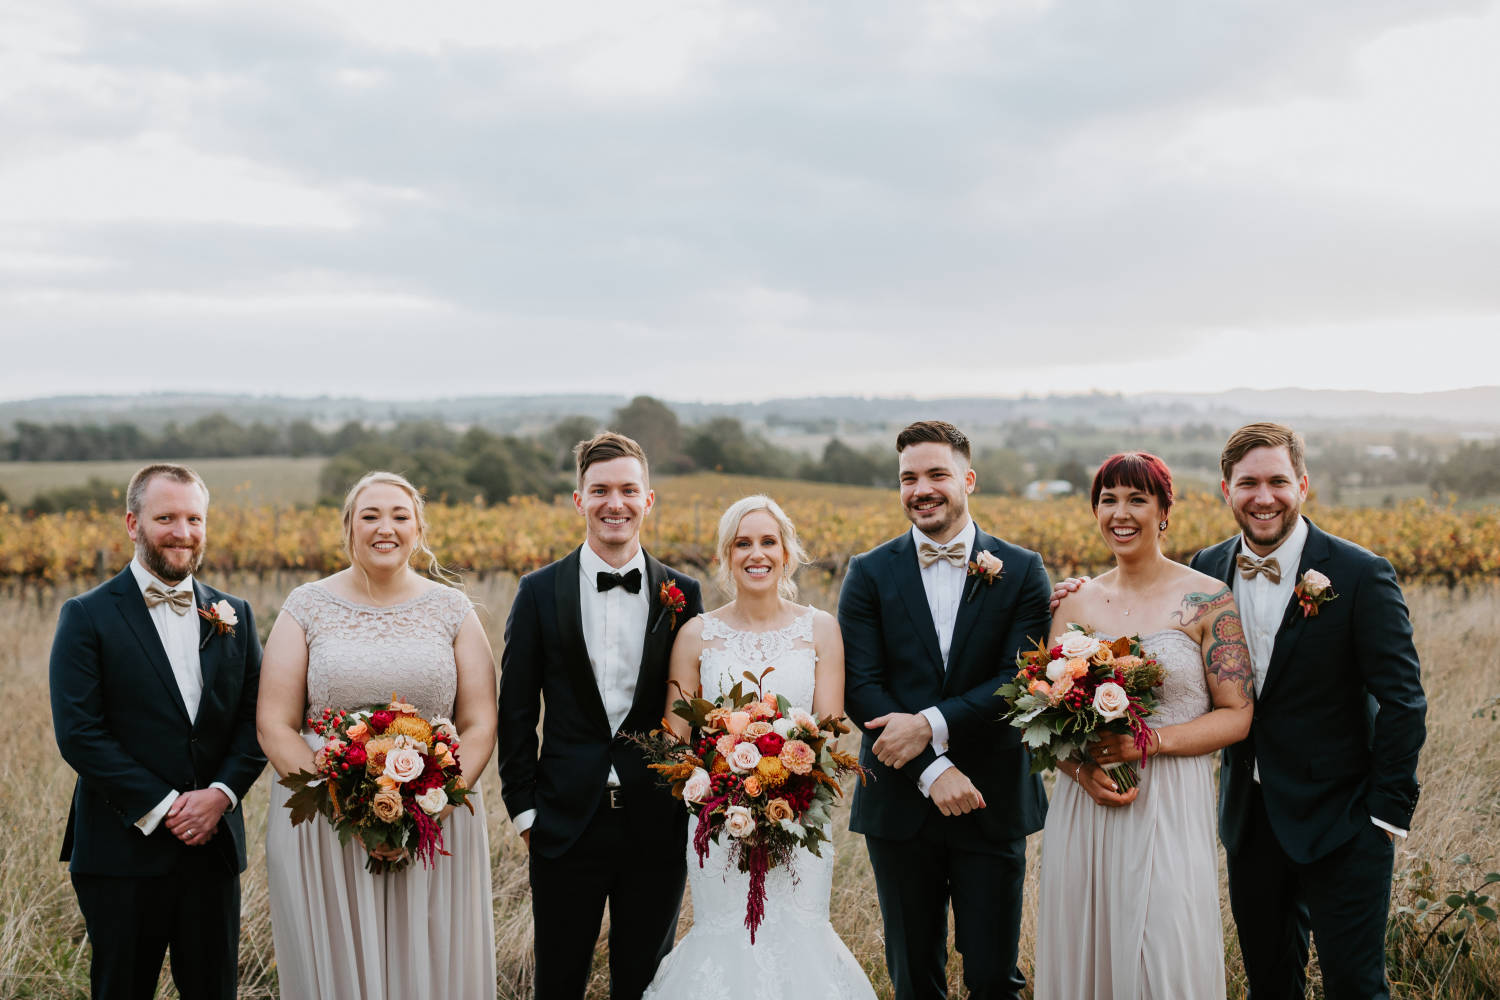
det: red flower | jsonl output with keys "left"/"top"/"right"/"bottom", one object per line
{"left": 344, "top": 744, "right": 368, "bottom": 767}
{"left": 369, "top": 710, "right": 394, "bottom": 733}
{"left": 755, "top": 733, "right": 785, "bottom": 757}
{"left": 1049, "top": 645, "right": 1063, "bottom": 659}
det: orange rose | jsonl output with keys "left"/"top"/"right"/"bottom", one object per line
{"left": 743, "top": 775, "right": 763, "bottom": 797}
{"left": 765, "top": 798, "right": 795, "bottom": 823}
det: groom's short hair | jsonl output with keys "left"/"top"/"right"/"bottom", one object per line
{"left": 575, "top": 431, "right": 650, "bottom": 488}
{"left": 126, "top": 463, "right": 209, "bottom": 515}
{"left": 1220, "top": 422, "right": 1307, "bottom": 482}
{"left": 896, "top": 420, "right": 971, "bottom": 462}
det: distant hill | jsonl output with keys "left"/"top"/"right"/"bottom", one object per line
{"left": 2, "top": 387, "right": 1498, "bottom": 435}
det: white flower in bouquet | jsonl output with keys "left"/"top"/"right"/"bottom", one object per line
{"left": 682, "top": 767, "right": 711, "bottom": 804}
{"left": 416, "top": 787, "right": 448, "bottom": 816}
{"left": 1092, "top": 682, "right": 1130, "bottom": 721}
{"left": 728, "top": 742, "right": 762, "bottom": 773}
{"left": 1058, "top": 631, "right": 1102, "bottom": 660}
{"left": 724, "top": 805, "right": 756, "bottom": 838}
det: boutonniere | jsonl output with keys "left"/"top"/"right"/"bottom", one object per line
{"left": 964, "top": 551, "right": 1004, "bottom": 603}
{"left": 1293, "top": 569, "right": 1337, "bottom": 617}
{"left": 651, "top": 579, "right": 688, "bottom": 633}
{"left": 198, "top": 599, "right": 238, "bottom": 648}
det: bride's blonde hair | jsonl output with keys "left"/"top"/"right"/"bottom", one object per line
{"left": 714, "top": 495, "right": 809, "bottom": 600}
{"left": 340, "top": 471, "right": 462, "bottom": 590}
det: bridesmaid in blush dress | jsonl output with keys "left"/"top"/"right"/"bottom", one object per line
{"left": 257, "top": 471, "right": 497, "bottom": 1000}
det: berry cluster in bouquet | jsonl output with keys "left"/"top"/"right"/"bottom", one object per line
{"left": 631, "top": 668, "right": 866, "bottom": 942}
{"left": 278, "top": 694, "right": 474, "bottom": 873}
{"left": 996, "top": 625, "right": 1166, "bottom": 791}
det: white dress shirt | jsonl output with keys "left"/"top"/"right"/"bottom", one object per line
{"left": 1231, "top": 520, "right": 1404, "bottom": 837}
{"left": 128, "top": 558, "right": 238, "bottom": 835}
{"left": 910, "top": 520, "right": 975, "bottom": 797}
{"left": 514, "top": 543, "right": 649, "bottom": 835}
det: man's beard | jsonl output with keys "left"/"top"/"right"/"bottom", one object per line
{"left": 138, "top": 537, "right": 204, "bottom": 585}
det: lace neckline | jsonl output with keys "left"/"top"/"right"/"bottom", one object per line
{"left": 701, "top": 606, "right": 815, "bottom": 639}
{"left": 308, "top": 581, "right": 451, "bottom": 613}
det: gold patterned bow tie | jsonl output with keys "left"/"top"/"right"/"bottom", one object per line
{"left": 918, "top": 540, "right": 969, "bottom": 569}
{"left": 1236, "top": 554, "right": 1282, "bottom": 584}
{"left": 144, "top": 583, "right": 193, "bottom": 615}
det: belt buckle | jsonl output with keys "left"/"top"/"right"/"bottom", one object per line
{"left": 607, "top": 787, "right": 623, "bottom": 810}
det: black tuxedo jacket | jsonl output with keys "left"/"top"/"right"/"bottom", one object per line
{"left": 838, "top": 526, "right": 1050, "bottom": 845}
{"left": 49, "top": 567, "right": 265, "bottom": 876}
{"left": 1192, "top": 518, "right": 1426, "bottom": 864}
{"left": 498, "top": 547, "right": 703, "bottom": 860}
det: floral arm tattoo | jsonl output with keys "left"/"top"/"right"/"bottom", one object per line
{"left": 1204, "top": 603, "right": 1254, "bottom": 706}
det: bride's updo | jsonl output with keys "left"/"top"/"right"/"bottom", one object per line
{"left": 714, "top": 494, "right": 809, "bottom": 600}
{"left": 1090, "top": 452, "right": 1174, "bottom": 526}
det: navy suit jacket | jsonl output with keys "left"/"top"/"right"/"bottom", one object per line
{"left": 1192, "top": 518, "right": 1426, "bottom": 863}
{"left": 49, "top": 567, "right": 265, "bottom": 876}
{"left": 498, "top": 547, "right": 703, "bottom": 860}
{"left": 838, "top": 526, "right": 1050, "bottom": 845}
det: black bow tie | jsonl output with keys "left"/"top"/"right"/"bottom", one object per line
{"left": 596, "top": 568, "right": 642, "bottom": 594}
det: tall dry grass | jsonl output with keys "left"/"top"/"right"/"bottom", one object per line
{"left": 1, "top": 573, "right": 1496, "bottom": 998}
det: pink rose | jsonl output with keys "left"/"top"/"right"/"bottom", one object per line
{"left": 715, "top": 734, "right": 738, "bottom": 758}
{"left": 743, "top": 721, "right": 774, "bottom": 740}
{"left": 682, "top": 768, "right": 711, "bottom": 803}
{"left": 790, "top": 709, "right": 819, "bottom": 734}
{"left": 728, "top": 742, "right": 763, "bottom": 774}
{"left": 1092, "top": 682, "right": 1129, "bottom": 721}
{"left": 382, "top": 747, "right": 425, "bottom": 783}
{"left": 726, "top": 711, "right": 752, "bottom": 737}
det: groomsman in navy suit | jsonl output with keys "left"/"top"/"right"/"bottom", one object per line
{"left": 1191, "top": 423, "right": 1425, "bottom": 999}
{"left": 839, "top": 421, "right": 1050, "bottom": 1000}
{"left": 499, "top": 432, "right": 704, "bottom": 999}
{"left": 49, "top": 464, "right": 265, "bottom": 1000}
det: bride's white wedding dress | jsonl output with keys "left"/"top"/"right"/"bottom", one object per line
{"left": 642, "top": 609, "right": 876, "bottom": 1000}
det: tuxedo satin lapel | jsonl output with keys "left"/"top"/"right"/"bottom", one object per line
{"left": 629, "top": 554, "right": 675, "bottom": 723}
{"left": 110, "top": 574, "right": 190, "bottom": 723}
{"left": 555, "top": 548, "right": 611, "bottom": 736}
{"left": 890, "top": 535, "right": 945, "bottom": 683}
{"left": 943, "top": 531, "right": 991, "bottom": 683}
{"left": 193, "top": 581, "right": 220, "bottom": 706}
{"left": 1260, "top": 520, "right": 1329, "bottom": 701}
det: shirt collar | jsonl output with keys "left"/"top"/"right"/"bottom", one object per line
{"left": 130, "top": 556, "right": 195, "bottom": 596}
{"left": 1239, "top": 515, "right": 1308, "bottom": 575}
{"left": 579, "top": 542, "right": 647, "bottom": 584}
{"left": 911, "top": 518, "right": 976, "bottom": 556}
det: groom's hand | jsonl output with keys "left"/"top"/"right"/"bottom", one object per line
{"left": 1049, "top": 576, "right": 1089, "bottom": 613}
{"left": 866, "top": 712, "right": 931, "bottom": 768}
{"left": 164, "top": 788, "right": 230, "bottom": 846}
{"left": 929, "top": 768, "right": 985, "bottom": 816}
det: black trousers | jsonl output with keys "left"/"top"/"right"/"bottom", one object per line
{"left": 1227, "top": 783, "right": 1396, "bottom": 1000}
{"left": 865, "top": 810, "right": 1029, "bottom": 1000}
{"left": 71, "top": 861, "right": 239, "bottom": 1000}
{"left": 528, "top": 797, "right": 687, "bottom": 1000}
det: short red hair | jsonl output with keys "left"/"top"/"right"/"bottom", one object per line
{"left": 1090, "top": 452, "right": 1174, "bottom": 514}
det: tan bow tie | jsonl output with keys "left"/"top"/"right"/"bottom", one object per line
{"left": 144, "top": 582, "right": 193, "bottom": 615}
{"left": 1236, "top": 554, "right": 1282, "bottom": 584}
{"left": 918, "top": 540, "right": 969, "bottom": 569}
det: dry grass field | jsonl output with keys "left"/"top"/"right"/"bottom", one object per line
{"left": 1, "top": 568, "right": 1497, "bottom": 999}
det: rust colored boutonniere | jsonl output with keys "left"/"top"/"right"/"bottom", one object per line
{"left": 652, "top": 579, "right": 688, "bottom": 633}
{"left": 964, "top": 551, "right": 1004, "bottom": 603}
{"left": 198, "top": 599, "right": 238, "bottom": 649}
{"left": 1293, "top": 569, "right": 1337, "bottom": 617}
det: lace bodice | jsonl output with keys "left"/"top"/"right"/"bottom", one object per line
{"left": 1106, "top": 628, "right": 1213, "bottom": 728}
{"left": 698, "top": 608, "right": 818, "bottom": 710}
{"left": 279, "top": 583, "right": 472, "bottom": 720}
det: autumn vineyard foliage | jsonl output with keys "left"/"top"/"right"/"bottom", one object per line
{"left": 4, "top": 475, "right": 1500, "bottom": 584}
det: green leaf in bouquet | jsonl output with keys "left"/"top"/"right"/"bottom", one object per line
{"left": 1022, "top": 721, "right": 1054, "bottom": 749}
{"left": 775, "top": 693, "right": 792, "bottom": 716}
{"left": 281, "top": 777, "right": 330, "bottom": 827}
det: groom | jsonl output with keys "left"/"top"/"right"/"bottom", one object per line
{"left": 499, "top": 431, "right": 704, "bottom": 1000}
{"left": 1191, "top": 423, "right": 1425, "bottom": 999}
{"left": 49, "top": 463, "right": 265, "bottom": 1000}
{"left": 839, "top": 420, "right": 1050, "bottom": 1000}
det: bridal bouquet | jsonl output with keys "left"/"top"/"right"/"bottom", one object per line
{"left": 996, "top": 626, "right": 1165, "bottom": 791}
{"left": 278, "top": 694, "right": 473, "bottom": 873}
{"left": 632, "top": 670, "right": 866, "bottom": 942}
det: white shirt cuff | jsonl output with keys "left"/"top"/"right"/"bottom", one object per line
{"left": 918, "top": 707, "right": 948, "bottom": 754}
{"left": 210, "top": 782, "right": 238, "bottom": 811}
{"left": 1371, "top": 816, "right": 1408, "bottom": 838}
{"left": 136, "top": 789, "right": 179, "bottom": 835}
{"left": 513, "top": 808, "right": 537, "bottom": 834}
{"left": 916, "top": 756, "right": 955, "bottom": 798}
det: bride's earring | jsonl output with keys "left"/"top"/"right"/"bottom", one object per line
{"left": 1158, "top": 520, "right": 1168, "bottom": 531}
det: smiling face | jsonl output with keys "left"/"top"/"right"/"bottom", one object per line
{"left": 575, "top": 455, "right": 654, "bottom": 565}
{"left": 125, "top": 476, "right": 207, "bottom": 585}
{"left": 728, "top": 509, "right": 785, "bottom": 596}
{"left": 1094, "top": 483, "right": 1164, "bottom": 556}
{"left": 1222, "top": 444, "right": 1309, "bottom": 556}
{"left": 898, "top": 441, "right": 975, "bottom": 543}
{"left": 348, "top": 482, "right": 419, "bottom": 576}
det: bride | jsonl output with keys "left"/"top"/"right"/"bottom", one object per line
{"left": 643, "top": 495, "right": 876, "bottom": 998}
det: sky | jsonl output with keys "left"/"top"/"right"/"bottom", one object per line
{"left": 2, "top": 0, "right": 1499, "bottom": 403}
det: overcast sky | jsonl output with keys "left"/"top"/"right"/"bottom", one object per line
{"left": 3, "top": 0, "right": 1498, "bottom": 403}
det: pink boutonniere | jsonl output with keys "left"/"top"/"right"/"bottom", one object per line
{"left": 1293, "top": 570, "right": 1337, "bottom": 617}
{"left": 964, "top": 551, "right": 1004, "bottom": 603}
{"left": 198, "top": 599, "right": 238, "bottom": 649}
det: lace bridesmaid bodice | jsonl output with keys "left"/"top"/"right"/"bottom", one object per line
{"left": 1107, "top": 628, "right": 1212, "bottom": 728}
{"left": 698, "top": 608, "right": 819, "bottom": 710}
{"left": 278, "top": 583, "right": 472, "bottom": 720}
